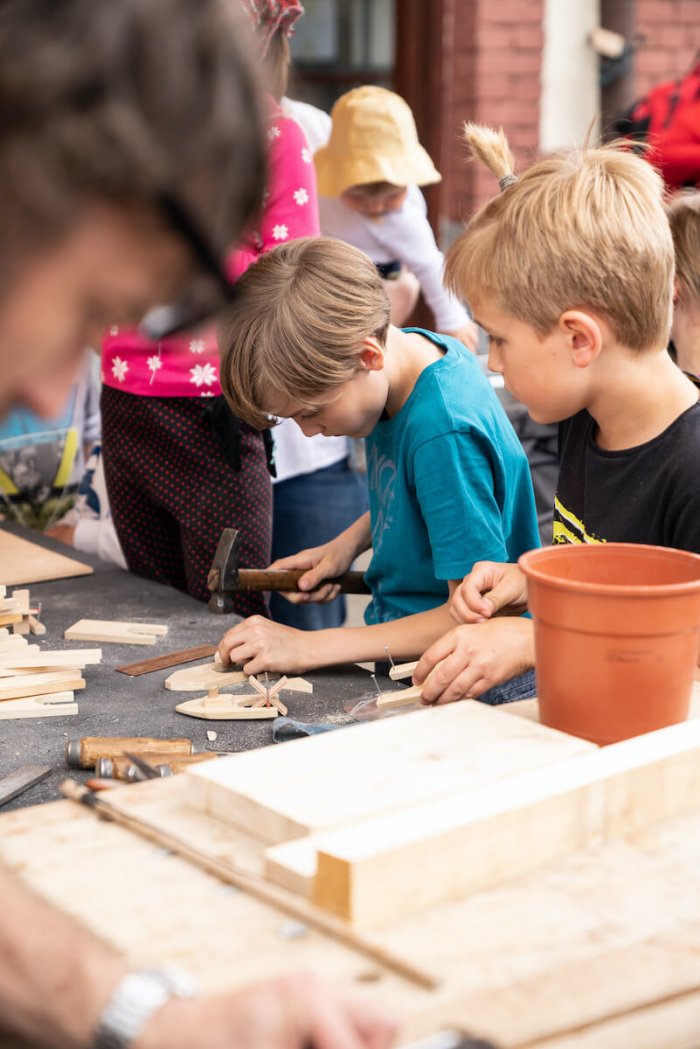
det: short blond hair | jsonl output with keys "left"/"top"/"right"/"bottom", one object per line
{"left": 667, "top": 190, "right": 700, "bottom": 301}
{"left": 446, "top": 123, "right": 674, "bottom": 351}
{"left": 219, "top": 237, "right": 390, "bottom": 429}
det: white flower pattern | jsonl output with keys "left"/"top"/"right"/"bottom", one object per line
{"left": 147, "top": 355, "right": 162, "bottom": 384}
{"left": 301, "top": 147, "right": 311, "bottom": 164}
{"left": 272, "top": 224, "right": 289, "bottom": 241}
{"left": 189, "top": 362, "right": 217, "bottom": 388}
{"left": 293, "top": 188, "right": 309, "bottom": 206}
{"left": 267, "top": 125, "right": 281, "bottom": 141}
{"left": 189, "top": 339, "right": 206, "bottom": 355}
{"left": 111, "top": 356, "right": 129, "bottom": 383}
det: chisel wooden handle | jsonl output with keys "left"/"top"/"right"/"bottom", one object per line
{"left": 96, "top": 751, "right": 217, "bottom": 780}
{"left": 66, "top": 736, "right": 193, "bottom": 769}
{"left": 235, "top": 568, "right": 369, "bottom": 594}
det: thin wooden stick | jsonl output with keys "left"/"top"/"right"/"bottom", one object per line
{"left": 59, "top": 779, "right": 438, "bottom": 991}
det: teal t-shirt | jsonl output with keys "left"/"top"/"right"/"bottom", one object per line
{"left": 364, "top": 329, "right": 540, "bottom": 625}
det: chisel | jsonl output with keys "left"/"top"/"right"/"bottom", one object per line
{"left": 65, "top": 736, "right": 193, "bottom": 770}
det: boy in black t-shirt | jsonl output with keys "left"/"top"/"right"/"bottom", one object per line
{"left": 411, "top": 123, "right": 700, "bottom": 705}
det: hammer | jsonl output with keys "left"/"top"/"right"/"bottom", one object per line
{"left": 207, "top": 528, "right": 370, "bottom": 613}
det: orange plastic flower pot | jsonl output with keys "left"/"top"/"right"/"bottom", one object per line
{"left": 519, "top": 544, "right": 700, "bottom": 745}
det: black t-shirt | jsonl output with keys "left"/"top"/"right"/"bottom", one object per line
{"left": 554, "top": 387, "right": 700, "bottom": 553}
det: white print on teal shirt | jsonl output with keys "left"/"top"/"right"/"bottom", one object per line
{"left": 367, "top": 446, "right": 397, "bottom": 555}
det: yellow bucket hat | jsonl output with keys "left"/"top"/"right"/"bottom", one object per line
{"left": 314, "top": 86, "right": 442, "bottom": 198}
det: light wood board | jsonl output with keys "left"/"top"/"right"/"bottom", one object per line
{"left": 301, "top": 718, "right": 700, "bottom": 926}
{"left": 0, "top": 671, "right": 85, "bottom": 701}
{"left": 0, "top": 692, "right": 78, "bottom": 719}
{"left": 185, "top": 702, "right": 596, "bottom": 844}
{"left": 0, "top": 529, "right": 93, "bottom": 585}
{"left": 4, "top": 775, "right": 700, "bottom": 1047}
{"left": 65, "top": 620, "right": 167, "bottom": 645}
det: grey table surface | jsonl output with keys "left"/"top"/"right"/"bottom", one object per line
{"left": 0, "top": 524, "right": 379, "bottom": 810}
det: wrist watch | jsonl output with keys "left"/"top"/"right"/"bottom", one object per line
{"left": 92, "top": 967, "right": 199, "bottom": 1049}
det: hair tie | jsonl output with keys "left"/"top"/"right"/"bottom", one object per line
{"left": 498, "top": 173, "right": 518, "bottom": 192}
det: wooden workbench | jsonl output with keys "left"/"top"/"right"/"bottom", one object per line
{"left": 4, "top": 695, "right": 700, "bottom": 1049}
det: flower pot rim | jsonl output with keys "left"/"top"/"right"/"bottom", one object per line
{"left": 519, "top": 542, "right": 700, "bottom": 598}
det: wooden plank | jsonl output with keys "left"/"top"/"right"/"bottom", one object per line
{"left": 65, "top": 620, "right": 168, "bottom": 645}
{"left": 377, "top": 684, "right": 423, "bottom": 709}
{"left": 185, "top": 702, "right": 596, "bottom": 844}
{"left": 0, "top": 672, "right": 85, "bottom": 701}
{"left": 0, "top": 693, "right": 78, "bottom": 719}
{"left": 7, "top": 774, "right": 700, "bottom": 1047}
{"left": 115, "top": 644, "right": 218, "bottom": 677}
{"left": 304, "top": 718, "right": 700, "bottom": 927}
{"left": 0, "top": 649, "right": 102, "bottom": 669}
{"left": 0, "top": 529, "right": 93, "bottom": 585}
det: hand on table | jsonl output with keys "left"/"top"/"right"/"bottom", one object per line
{"left": 450, "top": 561, "right": 529, "bottom": 624}
{"left": 138, "top": 973, "right": 397, "bottom": 1049}
{"left": 44, "top": 523, "right": 76, "bottom": 547}
{"left": 413, "top": 617, "right": 535, "bottom": 705}
{"left": 218, "top": 616, "right": 313, "bottom": 675}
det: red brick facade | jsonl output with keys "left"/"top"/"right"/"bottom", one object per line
{"left": 436, "top": 0, "right": 700, "bottom": 234}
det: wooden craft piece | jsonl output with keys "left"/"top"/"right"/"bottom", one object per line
{"left": 0, "top": 529, "right": 93, "bottom": 585}
{"left": 165, "top": 662, "right": 248, "bottom": 692}
{"left": 0, "top": 691, "right": 78, "bottom": 720}
{"left": 176, "top": 687, "right": 280, "bottom": 721}
{"left": 164, "top": 661, "right": 312, "bottom": 694}
{"left": 115, "top": 644, "right": 218, "bottom": 677}
{"left": 377, "top": 683, "right": 423, "bottom": 710}
{"left": 0, "top": 610, "right": 22, "bottom": 628}
{"left": 388, "top": 660, "right": 418, "bottom": 681}
{"left": 0, "top": 649, "right": 102, "bottom": 669}
{"left": 28, "top": 615, "right": 46, "bottom": 636}
{"left": 0, "top": 671, "right": 85, "bottom": 702}
{"left": 12, "top": 589, "right": 30, "bottom": 615}
{"left": 305, "top": 716, "right": 700, "bottom": 928}
{"left": 65, "top": 620, "right": 168, "bottom": 645}
{"left": 184, "top": 701, "right": 596, "bottom": 845}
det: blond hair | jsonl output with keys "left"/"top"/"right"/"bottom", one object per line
{"left": 667, "top": 190, "right": 700, "bottom": 301}
{"left": 446, "top": 123, "right": 674, "bottom": 350}
{"left": 219, "top": 237, "right": 390, "bottom": 429}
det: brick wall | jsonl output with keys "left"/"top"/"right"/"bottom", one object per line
{"left": 439, "top": 0, "right": 700, "bottom": 242}
{"left": 442, "top": 0, "right": 544, "bottom": 236}
{"left": 634, "top": 0, "right": 700, "bottom": 95}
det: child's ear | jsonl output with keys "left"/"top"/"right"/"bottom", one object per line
{"left": 359, "top": 337, "right": 385, "bottom": 371}
{"left": 559, "top": 310, "right": 603, "bottom": 369}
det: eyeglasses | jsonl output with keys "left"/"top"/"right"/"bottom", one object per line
{"left": 138, "top": 194, "right": 240, "bottom": 341}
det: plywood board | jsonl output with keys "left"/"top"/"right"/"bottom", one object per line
{"left": 185, "top": 702, "right": 596, "bottom": 844}
{"left": 0, "top": 529, "right": 93, "bottom": 585}
{"left": 65, "top": 620, "right": 167, "bottom": 645}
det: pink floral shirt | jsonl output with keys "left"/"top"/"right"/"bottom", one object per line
{"left": 102, "top": 104, "right": 319, "bottom": 397}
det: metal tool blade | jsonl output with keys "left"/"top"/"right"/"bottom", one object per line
{"left": 0, "top": 764, "right": 51, "bottom": 806}
{"left": 123, "top": 752, "right": 163, "bottom": 781}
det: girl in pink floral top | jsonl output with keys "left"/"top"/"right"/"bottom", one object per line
{"left": 100, "top": 2, "right": 316, "bottom": 611}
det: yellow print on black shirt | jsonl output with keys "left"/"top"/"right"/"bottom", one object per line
{"left": 552, "top": 496, "right": 606, "bottom": 545}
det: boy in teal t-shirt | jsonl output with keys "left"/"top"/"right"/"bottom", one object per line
{"left": 215, "top": 236, "right": 539, "bottom": 692}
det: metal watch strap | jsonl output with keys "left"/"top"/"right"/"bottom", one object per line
{"left": 92, "top": 968, "right": 198, "bottom": 1049}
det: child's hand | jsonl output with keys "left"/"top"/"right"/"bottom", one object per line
{"left": 270, "top": 537, "right": 357, "bottom": 605}
{"left": 450, "top": 561, "right": 529, "bottom": 624}
{"left": 217, "top": 616, "right": 312, "bottom": 675}
{"left": 413, "top": 618, "right": 535, "bottom": 704}
{"left": 445, "top": 320, "right": 480, "bottom": 353}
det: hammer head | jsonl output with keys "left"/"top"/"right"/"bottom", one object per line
{"left": 207, "top": 528, "right": 241, "bottom": 613}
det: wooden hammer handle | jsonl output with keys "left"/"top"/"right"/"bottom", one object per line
{"left": 236, "top": 569, "right": 369, "bottom": 594}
